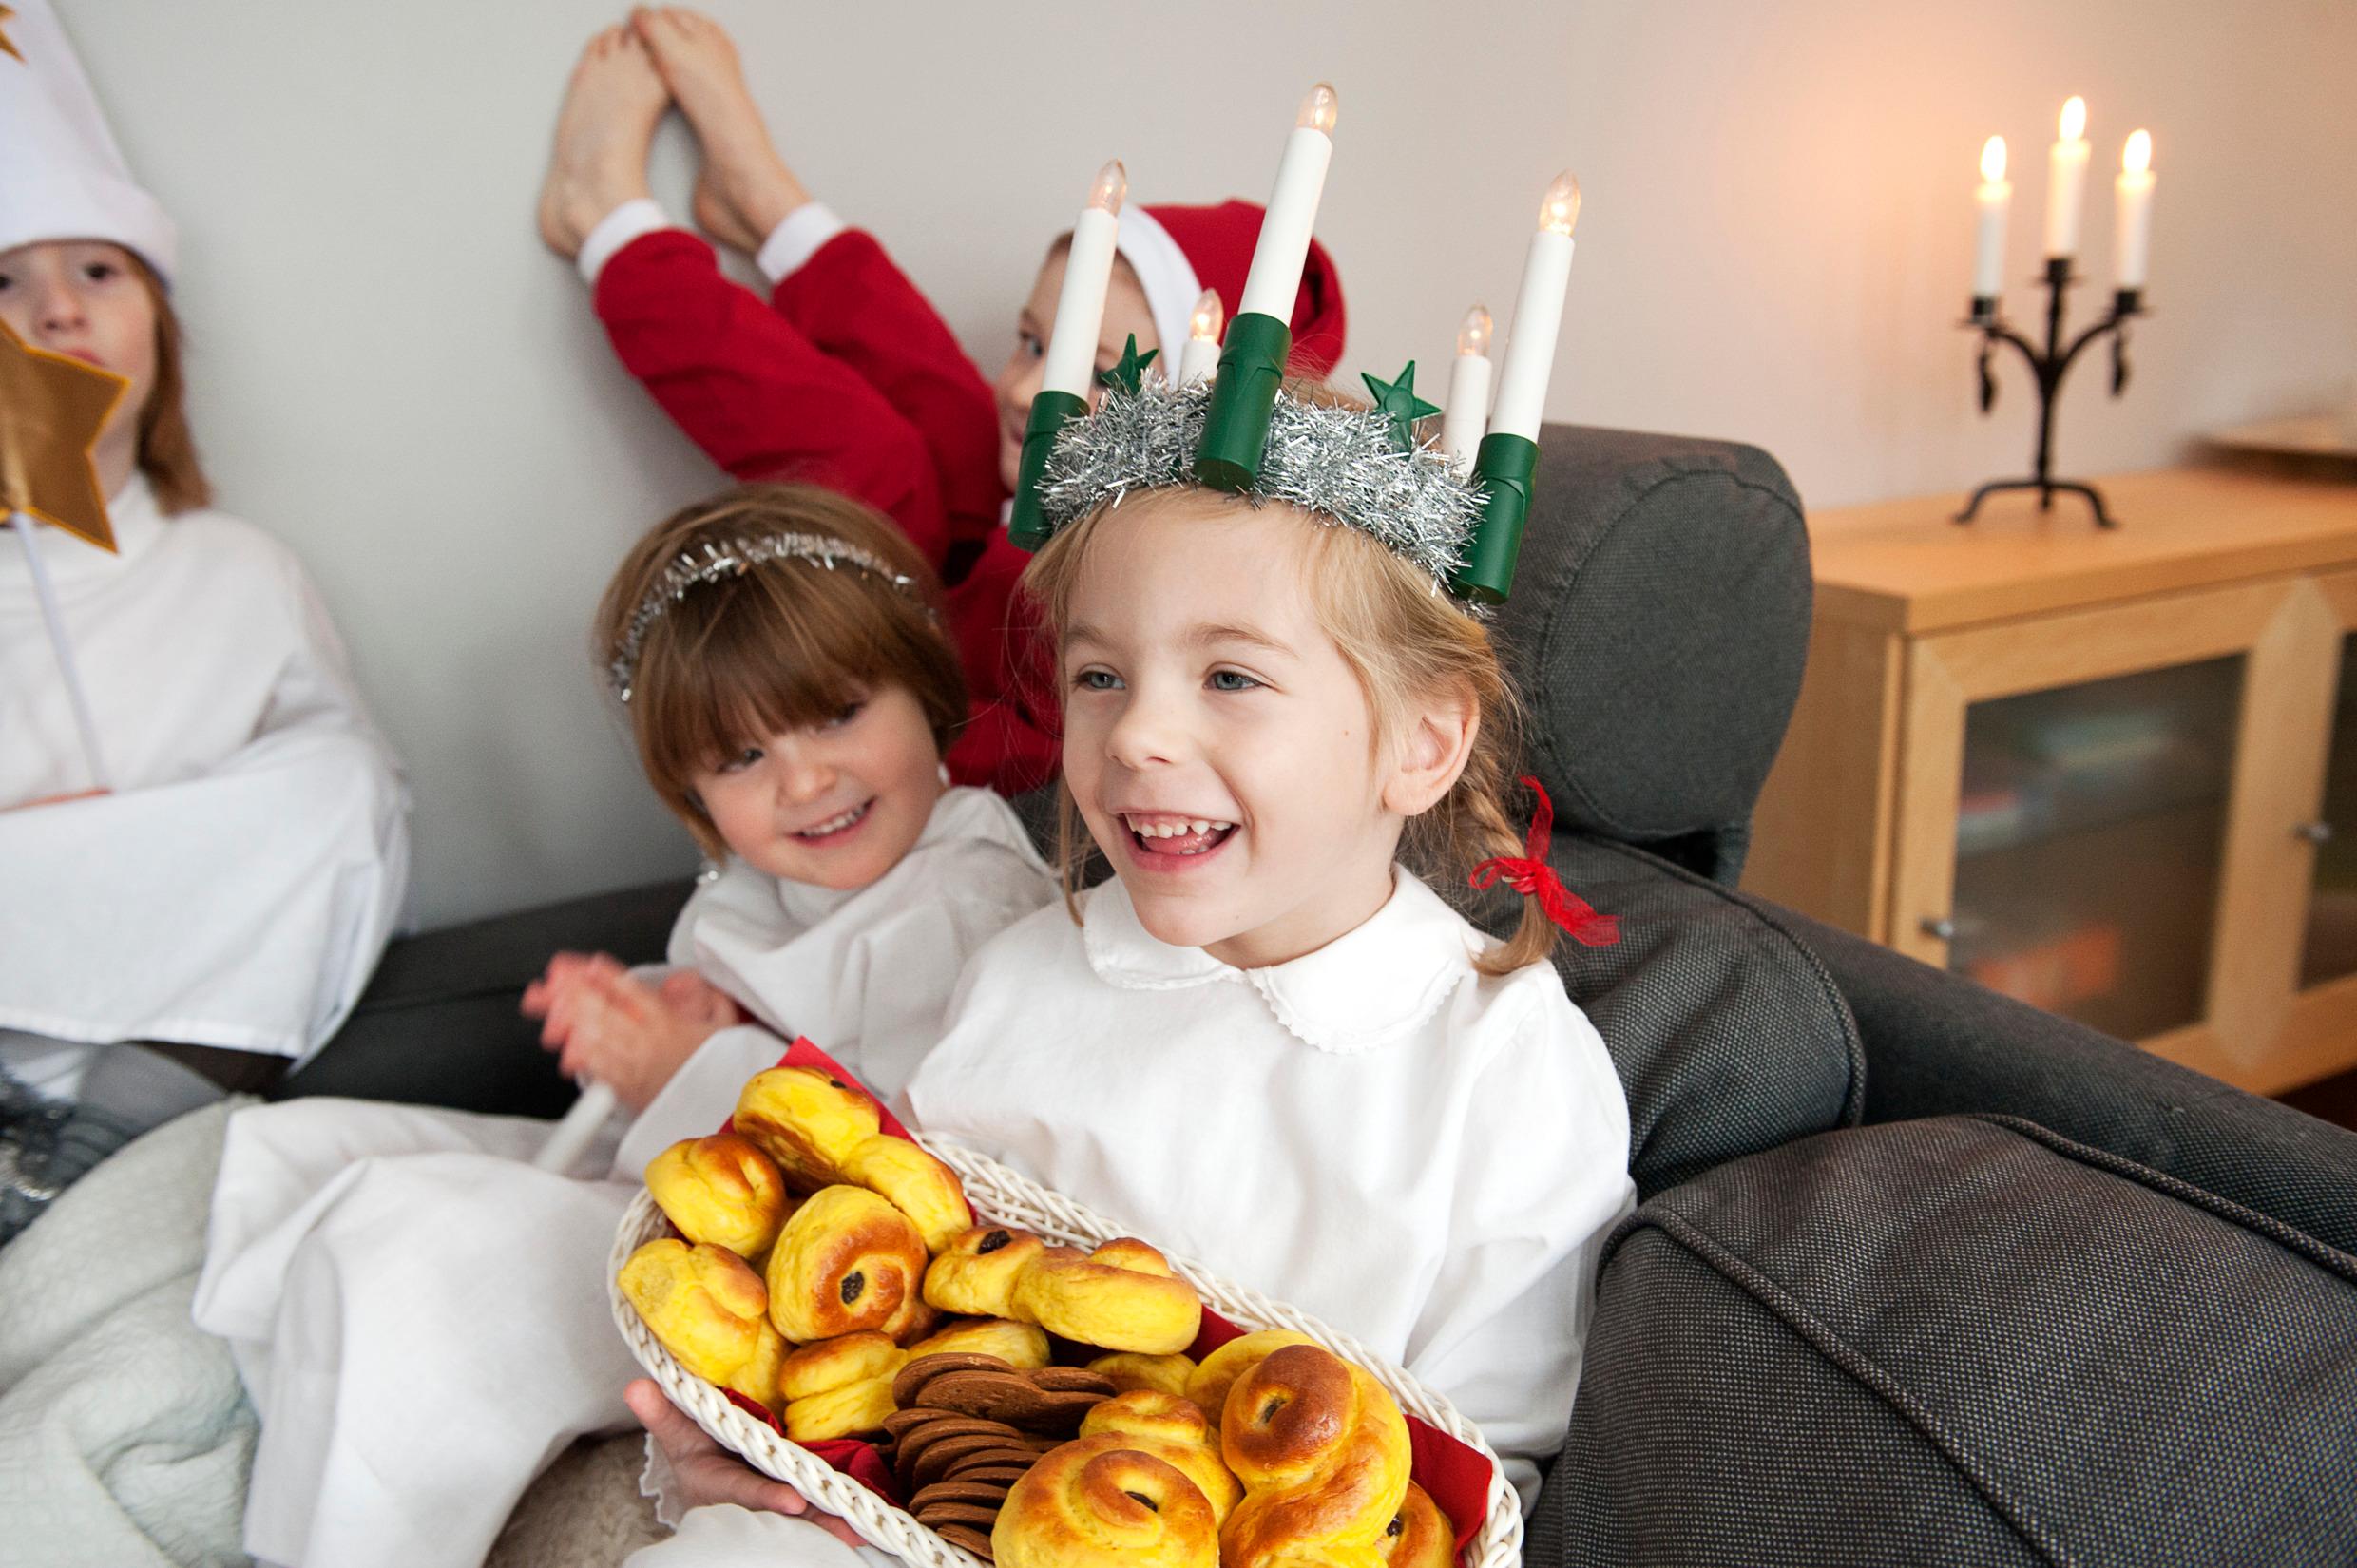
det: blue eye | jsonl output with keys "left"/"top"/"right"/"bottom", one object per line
{"left": 1208, "top": 669, "right": 1261, "bottom": 693}
{"left": 1072, "top": 669, "right": 1123, "bottom": 692}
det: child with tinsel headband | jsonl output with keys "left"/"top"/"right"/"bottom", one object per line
{"left": 193, "top": 486, "right": 1055, "bottom": 1568}
{"left": 620, "top": 139, "right": 1630, "bottom": 1561}
{"left": 534, "top": 8, "right": 1346, "bottom": 795}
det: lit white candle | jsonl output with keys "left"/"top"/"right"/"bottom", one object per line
{"left": 1237, "top": 84, "right": 1338, "bottom": 321}
{"left": 1973, "top": 135, "right": 2011, "bottom": 300}
{"left": 1488, "top": 172, "right": 1580, "bottom": 442}
{"left": 2043, "top": 96, "right": 2090, "bottom": 258}
{"left": 1178, "top": 288, "right": 1223, "bottom": 386}
{"left": 1440, "top": 305, "right": 1493, "bottom": 476}
{"left": 1040, "top": 160, "right": 1127, "bottom": 399}
{"left": 2114, "top": 128, "right": 2156, "bottom": 290}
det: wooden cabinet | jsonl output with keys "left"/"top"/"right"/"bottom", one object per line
{"left": 1745, "top": 466, "right": 2357, "bottom": 1095}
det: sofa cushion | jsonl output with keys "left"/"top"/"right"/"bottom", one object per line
{"left": 1493, "top": 427, "right": 1811, "bottom": 884}
{"left": 1535, "top": 1115, "right": 2357, "bottom": 1567}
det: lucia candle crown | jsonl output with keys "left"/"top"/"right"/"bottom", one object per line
{"left": 1029, "top": 379, "right": 1485, "bottom": 596}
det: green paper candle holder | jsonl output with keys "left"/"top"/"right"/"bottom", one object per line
{"left": 1456, "top": 430, "right": 1538, "bottom": 604}
{"left": 1007, "top": 389, "right": 1089, "bottom": 550}
{"left": 1192, "top": 311, "right": 1293, "bottom": 492}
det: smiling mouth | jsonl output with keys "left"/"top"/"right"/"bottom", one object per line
{"left": 1121, "top": 813, "right": 1237, "bottom": 857}
{"left": 795, "top": 800, "right": 873, "bottom": 841}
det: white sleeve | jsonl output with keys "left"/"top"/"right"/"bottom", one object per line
{"left": 624, "top": 1503, "right": 896, "bottom": 1568}
{"left": 1402, "top": 986, "right": 1635, "bottom": 1514}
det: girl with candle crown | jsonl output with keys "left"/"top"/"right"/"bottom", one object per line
{"left": 623, "top": 96, "right": 1629, "bottom": 1568}
{"left": 536, "top": 8, "right": 1347, "bottom": 795}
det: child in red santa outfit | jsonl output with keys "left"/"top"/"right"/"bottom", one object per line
{"left": 534, "top": 8, "right": 1348, "bottom": 795}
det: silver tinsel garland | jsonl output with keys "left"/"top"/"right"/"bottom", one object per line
{"left": 608, "top": 532, "right": 916, "bottom": 701}
{"left": 1035, "top": 383, "right": 1483, "bottom": 589}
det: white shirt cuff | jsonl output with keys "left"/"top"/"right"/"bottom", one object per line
{"left": 579, "top": 198, "right": 676, "bottom": 288}
{"left": 756, "top": 202, "right": 849, "bottom": 287}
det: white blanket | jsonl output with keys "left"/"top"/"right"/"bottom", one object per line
{"left": 0, "top": 1100, "right": 255, "bottom": 1568}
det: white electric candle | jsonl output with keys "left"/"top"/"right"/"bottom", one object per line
{"left": 2043, "top": 96, "right": 2090, "bottom": 258}
{"left": 2114, "top": 128, "right": 2156, "bottom": 290}
{"left": 1440, "top": 305, "right": 1494, "bottom": 476}
{"left": 1973, "top": 136, "right": 2011, "bottom": 299}
{"left": 1040, "top": 159, "right": 1127, "bottom": 399}
{"left": 1178, "top": 288, "right": 1224, "bottom": 386}
{"left": 1488, "top": 172, "right": 1580, "bottom": 442}
{"left": 1236, "top": 84, "right": 1338, "bottom": 321}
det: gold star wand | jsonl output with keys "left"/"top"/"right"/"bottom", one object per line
{"left": 1, "top": 316, "right": 130, "bottom": 789}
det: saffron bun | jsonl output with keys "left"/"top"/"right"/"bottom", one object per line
{"left": 841, "top": 1135, "right": 970, "bottom": 1252}
{"left": 1184, "top": 1330, "right": 1318, "bottom": 1426}
{"left": 764, "top": 1185, "right": 929, "bottom": 1343}
{"left": 1086, "top": 1351, "right": 1198, "bottom": 1400}
{"left": 910, "top": 1316, "right": 1055, "bottom": 1370}
{"left": 619, "top": 1237, "right": 787, "bottom": 1405}
{"left": 1381, "top": 1482, "right": 1455, "bottom": 1568}
{"left": 1081, "top": 1392, "right": 1243, "bottom": 1525}
{"left": 642, "top": 1131, "right": 792, "bottom": 1258}
{"left": 994, "top": 1435, "right": 1221, "bottom": 1568}
{"left": 925, "top": 1225, "right": 1050, "bottom": 1318}
{"left": 734, "top": 1066, "right": 880, "bottom": 1191}
{"left": 1218, "top": 1344, "right": 1412, "bottom": 1568}
{"left": 1013, "top": 1239, "right": 1202, "bottom": 1355}
{"left": 776, "top": 1330, "right": 909, "bottom": 1442}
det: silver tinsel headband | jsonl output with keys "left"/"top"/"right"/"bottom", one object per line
{"left": 1034, "top": 383, "right": 1484, "bottom": 591}
{"left": 608, "top": 532, "right": 917, "bottom": 701}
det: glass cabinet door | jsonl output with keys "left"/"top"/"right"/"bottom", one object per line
{"left": 2300, "top": 635, "right": 2357, "bottom": 989}
{"left": 1946, "top": 657, "right": 2244, "bottom": 1040}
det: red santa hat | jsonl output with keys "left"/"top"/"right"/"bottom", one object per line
{"left": 1118, "top": 200, "right": 1347, "bottom": 382}
{"left": 0, "top": 0, "right": 177, "bottom": 281}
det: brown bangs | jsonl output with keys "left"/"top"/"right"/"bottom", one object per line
{"left": 596, "top": 484, "right": 965, "bottom": 856}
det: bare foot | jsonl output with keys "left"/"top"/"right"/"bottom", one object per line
{"left": 631, "top": 6, "right": 810, "bottom": 252}
{"left": 536, "top": 25, "right": 671, "bottom": 259}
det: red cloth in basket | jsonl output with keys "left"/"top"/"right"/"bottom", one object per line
{"left": 710, "top": 1040, "right": 1495, "bottom": 1560}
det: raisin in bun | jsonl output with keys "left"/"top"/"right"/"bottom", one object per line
{"left": 994, "top": 1435, "right": 1219, "bottom": 1568}
{"left": 1218, "top": 1345, "right": 1412, "bottom": 1568}
{"left": 764, "top": 1185, "right": 929, "bottom": 1343}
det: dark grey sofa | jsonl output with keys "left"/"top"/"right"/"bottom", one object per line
{"left": 281, "top": 425, "right": 2357, "bottom": 1564}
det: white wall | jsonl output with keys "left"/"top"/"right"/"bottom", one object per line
{"left": 60, "top": 0, "right": 2357, "bottom": 928}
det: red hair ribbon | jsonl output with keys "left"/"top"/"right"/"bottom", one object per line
{"left": 1468, "top": 776, "right": 1621, "bottom": 947}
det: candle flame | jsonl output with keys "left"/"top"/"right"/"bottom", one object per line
{"left": 1088, "top": 159, "right": 1128, "bottom": 217}
{"left": 2123, "top": 127, "right": 2152, "bottom": 175}
{"left": 2059, "top": 95, "right": 2086, "bottom": 143}
{"left": 1980, "top": 135, "right": 2007, "bottom": 183}
{"left": 1188, "top": 288, "right": 1224, "bottom": 343}
{"left": 1456, "top": 305, "right": 1493, "bottom": 358}
{"left": 1538, "top": 171, "right": 1581, "bottom": 237}
{"left": 1296, "top": 83, "right": 1339, "bottom": 135}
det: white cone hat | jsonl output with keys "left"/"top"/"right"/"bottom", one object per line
{"left": 0, "top": 0, "right": 176, "bottom": 280}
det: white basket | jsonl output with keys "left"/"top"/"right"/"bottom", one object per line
{"left": 610, "top": 1135, "right": 1524, "bottom": 1568}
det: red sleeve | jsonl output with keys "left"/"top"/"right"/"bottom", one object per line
{"left": 772, "top": 231, "right": 1006, "bottom": 560}
{"left": 594, "top": 229, "right": 953, "bottom": 569}
{"left": 942, "top": 535, "right": 1063, "bottom": 795}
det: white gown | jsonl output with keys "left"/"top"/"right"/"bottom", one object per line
{"left": 0, "top": 475, "right": 409, "bottom": 1067}
{"left": 631, "top": 869, "right": 1632, "bottom": 1568}
{"left": 191, "top": 786, "right": 1052, "bottom": 1568}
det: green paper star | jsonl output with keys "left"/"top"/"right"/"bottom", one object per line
{"left": 1096, "top": 335, "right": 1160, "bottom": 397}
{"left": 1361, "top": 361, "right": 1442, "bottom": 451}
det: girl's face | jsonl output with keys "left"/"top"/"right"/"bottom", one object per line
{"left": 689, "top": 683, "right": 946, "bottom": 892}
{"left": 992, "top": 249, "right": 1159, "bottom": 493}
{"left": 1060, "top": 500, "right": 1442, "bottom": 969}
{"left": 0, "top": 240, "right": 157, "bottom": 494}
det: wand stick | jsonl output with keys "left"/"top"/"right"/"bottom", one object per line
{"left": 10, "top": 509, "right": 110, "bottom": 790}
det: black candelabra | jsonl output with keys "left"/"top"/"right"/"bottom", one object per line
{"left": 1958, "top": 258, "right": 2144, "bottom": 527}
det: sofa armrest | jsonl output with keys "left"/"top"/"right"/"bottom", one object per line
{"left": 1782, "top": 907, "right": 2357, "bottom": 1256}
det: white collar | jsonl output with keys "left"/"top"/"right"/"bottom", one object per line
{"left": 767, "top": 784, "right": 1044, "bottom": 927}
{"left": 1079, "top": 870, "right": 1484, "bottom": 1055}
{"left": 1, "top": 471, "right": 168, "bottom": 586}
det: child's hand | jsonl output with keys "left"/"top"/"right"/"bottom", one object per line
{"left": 522, "top": 950, "right": 628, "bottom": 1048}
{"left": 658, "top": 968, "right": 749, "bottom": 1033}
{"left": 543, "top": 962, "right": 721, "bottom": 1111}
{"left": 625, "top": 1377, "right": 869, "bottom": 1548}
